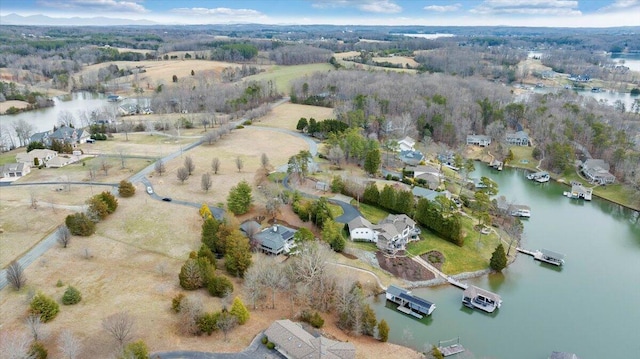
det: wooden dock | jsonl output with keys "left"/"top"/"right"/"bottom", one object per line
{"left": 438, "top": 338, "right": 466, "bottom": 357}
{"left": 517, "top": 248, "right": 565, "bottom": 266}
{"left": 447, "top": 277, "right": 469, "bottom": 290}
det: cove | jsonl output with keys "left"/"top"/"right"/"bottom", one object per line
{"left": 370, "top": 165, "right": 640, "bottom": 359}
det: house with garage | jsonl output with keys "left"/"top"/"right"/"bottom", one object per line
{"left": 581, "top": 159, "right": 615, "bottom": 185}
{"left": 29, "top": 126, "right": 90, "bottom": 148}
{"left": 348, "top": 214, "right": 420, "bottom": 254}
{"left": 16, "top": 149, "right": 58, "bottom": 167}
{"left": 407, "top": 164, "right": 441, "bottom": 189}
{"left": 398, "top": 149, "right": 425, "bottom": 166}
{"left": 0, "top": 162, "right": 30, "bottom": 181}
{"left": 505, "top": 131, "right": 530, "bottom": 146}
{"left": 252, "top": 224, "right": 297, "bottom": 256}
{"left": 412, "top": 187, "right": 452, "bottom": 202}
{"left": 466, "top": 134, "right": 492, "bottom": 147}
{"left": 264, "top": 320, "right": 355, "bottom": 359}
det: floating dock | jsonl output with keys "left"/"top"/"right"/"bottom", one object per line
{"left": 438, "top": 337, "right": 466, "bottom": 357}
{"left": 447, "top": 277, "right": 469, "bottom": 290}
{"left": 517, "top": 248, "right": 565, "bottom": 266}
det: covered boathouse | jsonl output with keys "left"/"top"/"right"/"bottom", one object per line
{"left": 462, "top": 285, "right": 502, "bottom": 313}
{"left": 386, "top": 285, "right": 436, "bottom": 318}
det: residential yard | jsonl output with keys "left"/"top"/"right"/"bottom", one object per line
{"left": 16, "top": 156, "right": 150, "bottom": 184}
{"left": 78, "top": 132, "right": 191, "bottom": 157}
{"left": 353, "top": 202, "right": 390, "bottom": 224}
{"left": 506, "top": 146, "right": 539, "bottom": 172}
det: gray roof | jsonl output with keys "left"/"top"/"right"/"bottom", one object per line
{"left": 540, "top": 249, "right": 565, "bottom": 261}
{"left": 1, "top": 162, "right": 27, "bottom": 174}
{"left": 506, "top": 131, "right": 529, "bottom": 140}
{"left": 467, "top": 134, "right": 491, "bottom": 142}
{"left": 347, "top": 216, "right": 373, "bottom": 233}
{"left": 379, "top": 214, "right": 415, "bottom": 233}
{"left": 582, "top": 159, "right": 609, "bottom": 171}
{"left": 386, "top": 284, "right": 408, "bottom": 297}
{"left": 254, "top": 225, "right": 296, "bottom": 253}
{"left": 549, "top": 352, "right": 581, "bottom": 359}
{"left": 412, "top": 187, "right": 450, "bottom": 201}
{"left": 463, "top": 285, "right": 501, "bottom": 303}
{"left": 264, "top": 320, "right": 355, "bottom": 359}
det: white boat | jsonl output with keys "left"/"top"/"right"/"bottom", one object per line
{"left": 511, "top": 208, "right": 531, "bottom": 218}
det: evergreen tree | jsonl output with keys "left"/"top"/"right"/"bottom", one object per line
{"left": 227, "top": 180, "right": 253, "bottom": 215}
{"left": 201, "top": 216, "right": 220, "bottom": 253}
{"left": 62, "top": 285, "right": 82, "bottom": 305}
{"left": 30, "top": 292, "right": 60, "bottom": 322}
{"left": 379, "top": 185, "right": 396, "bottom": 211}
{"left": 207, "top": 276, "right": 234, "bottom": 297}
{"left": 98, "top": 191, "right": 118, "bottom": 213}
{"left": 322, "top": 220, "right": 346, "bottom": 252}
{"left": 364, "top": 148, "right": 381, "bottom": 176}
{"left": 490, "top": 243, "right": 508, "bottom": 271}
{"left": 377, "top": 319, "right": 390, "bottom": 342}
{"left": 179, "top": 258, "right": 204, "bottom": 290}
{"left": 296, "top": 117, "right": 308, "bottom": 131}
{"left": 361, "top": 304, "right": 377, "bottom": 336}
{"left": 65, "top": 213, "right": 96, "bottom": 236}
{"left": 230, "top": 297, "right": 250, "bottom": 325}
{"left": 121, "top": 340, "right": 149, "bottom": 359}
{"left": 363, "top": 182, "right": 380, "bottom": 205}
{"left": 224, "top": 231, "right": 252, "bottom": 277}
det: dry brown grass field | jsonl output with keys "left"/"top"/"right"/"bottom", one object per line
{"left": 0, "top": 101, "right": 423, "bottom": 358}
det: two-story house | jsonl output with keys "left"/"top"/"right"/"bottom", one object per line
{"left": 581, "top": 159, "right": 615, "bottom": 185}
{"left": 348, "top": 214, "right": 420, "bottom": 254}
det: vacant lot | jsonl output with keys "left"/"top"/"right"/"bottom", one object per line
{"left": 244, "top": 63, "right": 334, "bottom": 93}
{"left": 254, "top": 103, "right": 335, "bottom": 130}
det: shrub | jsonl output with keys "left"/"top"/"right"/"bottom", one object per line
{"left": 207, "top": 276, "right": 234, "bottom": 297}
{"left": 97, "top": 191, "right": 118, "bottom": 213}
{"left": 266, "top": 342, "right": 275, "bottom": 350}
{"left": 377, "top": 319, "right": 389, "bottom": 342}
{"left": 65, "top": 213, "right": 96, "bottom": 236}
{"left": 235, "top": 125, "right": 244, "bottom": 129}
{"left": 62, "top": 286, "right": 82, "bottom": 305}
{"left": 30, "top": 292, "right": 60, "bottom": 322}
{"left": 118, "top": 180, "right": 135, "bottom": 197}
{"left": 230, "top": 297, "right": 250, "bottom": 325}
{"left": 29, "top": 341, "right": 48, "bottom": 359}
{"left": 172, "top": 293, "right": 185, "bottom": 313}
{"left": 121, "top": 340, "right": 149, "bottom": 359}
{"left": 197, "top": 312, "right": 219, "bottom": 335}
{"left": 261, "top": 336, "right": 268, "bottom": 345}
{"left": 179, "top": 259, "right": 204, "bottom": 290}
{"left": 56, "top": 279, "right": 64, "bottom": 287}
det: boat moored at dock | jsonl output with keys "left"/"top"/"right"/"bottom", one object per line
{"left": 527, "top": 171, "right": 550, "bottom": 183}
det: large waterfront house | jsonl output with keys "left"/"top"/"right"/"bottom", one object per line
{"left": 505, "top": 131, "right": 530, "bottom": 146}
{"left": 348, "top": 214, "right": 420, "bottom": 254}
{"left": 580, "top": 159, "right": 615, "bottom": 185}
{"left": 264, "top": 320, "right": 355, "bottom": 359}
{"left": 466, "top": 134, "right": 492, "bottom": 147}
{"left": 29, "top": 126, "right": 90, "bottom": 148}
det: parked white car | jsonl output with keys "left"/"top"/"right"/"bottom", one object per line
{"left": 146, "top": 186, "right": 153, "bottom": 194}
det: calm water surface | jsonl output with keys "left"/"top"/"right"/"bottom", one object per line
{"left": 370, "top": 165, "right": 640, "bottom": 359}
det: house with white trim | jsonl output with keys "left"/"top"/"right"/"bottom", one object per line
{"left": 0, "top": 162, "right": 30, "bottom": 181}
{"left": 16, "top": 149, "right": 58, "bottom": 167}
{"left": 397, "top": 136, "right": 416, "bottom": 152}
{"left": 467, "top": 134, "right": 492, "bottom": 147}
{"left": 264, "top": 320, "right": 355, "bottom": 359}
{"left": 505, "top": 131, "right": 530, "bottom": 146}
{"left": 581, "top": 159, "right": 615, "bottom": 185}
{"left": 348, "top": 214, "right": 420, "bottom": 254}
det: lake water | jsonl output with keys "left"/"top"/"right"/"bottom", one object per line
{"left": 2, "top": 92, "right": 150, "bottom": 135}
{"left": 611, "top": 52, "right": 640, "bottom": 72}
{"left": 522, "top": 87, "right": 638, "bottom": 112}
{"left": 370, "top": 165, "right": 640, "bottom": 358}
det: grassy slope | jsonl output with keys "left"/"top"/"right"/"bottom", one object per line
{"left": 245, "top": 63, "right": 334, "bottom": 93}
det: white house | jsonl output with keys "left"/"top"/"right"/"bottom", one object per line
{"left": 0, "top": 162, "right": 30, "bottom": 181}
{"left": 505, "top": 131, "right": 530, "bottom": 146}
{"left": 397, "top": 136, "right": 416, "bottom": 152}
{"left": 348, "top": 214, "right": 420, "bottom": 254}
{"left": 581, "top": 159, "right": 615, "bottom": 185}
{"left": 467, "top": 134, "right": 492, "bottom": 147}
{"left": 16, "top": 149, "right": 58, "bottom": 166}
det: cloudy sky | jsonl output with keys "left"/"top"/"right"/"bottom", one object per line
{"left": 1, "top": 0, "right": 639, "bottom": 27}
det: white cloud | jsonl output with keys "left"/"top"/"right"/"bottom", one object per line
{"left": 598, "top": 0, "right": 640, "bottom": 11}
{"left": 312, "top": 0, "right": 402, "bottom": 13}
{"left": 423, "top": 3, "right": 462, "bottom": 12}
{"left": 471, "top": 0, "right": 581, "bottom": 16}
{"left": 170, "top": 7, "right": 264, "bottom": 18}
{"left": 37, "top": 0, "right": 148, "bottom": 13}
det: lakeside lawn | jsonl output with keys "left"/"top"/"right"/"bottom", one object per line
{"left": 506, "top": 146, "right": 538, "bottom": 172}
{"left": 407, "top": 215, "right": 503, "bottom": 275}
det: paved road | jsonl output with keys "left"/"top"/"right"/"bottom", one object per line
{"left": 282, "top": 174, "right": 361, "bottom": 224}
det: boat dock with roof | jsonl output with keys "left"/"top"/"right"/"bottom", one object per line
{"left": 564, "top": 182, "right": 592, "bottom": 200}
{"left": 527, "top": 171, "right": 550, "bottom": 183}
{"left": 386, "top": 285, "right": 436, "bottom": 319}
{"left": 462, "top": 286, "right": 502, "bottom": 313}
{"left": 517, "top": 248, "right": 566, "bottom": 266}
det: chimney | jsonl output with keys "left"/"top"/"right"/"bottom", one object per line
{"left": 272, "top": 225, "right": 278, "bottom": 232}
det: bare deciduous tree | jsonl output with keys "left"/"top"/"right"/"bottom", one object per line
{"left": 154, "top": 159, "right": 166, "bottom": 176}
{"left": 201, "top": 173, "right": 212, "bottom": 192}
{"left": 260, "top": 153, "right": 270, "bottom": 170}
{"left": 0, "top": 330, "right": 33, "bottom": 359}
{"left": 99, "top": 157, "right": 112, "bottom": 176}
{"left": 116, "top": 147, "right": 128, "bottom": 169}
{"left": 102, "top": 311, "right": 135, "bottom": 348}
{"left": 57, "top": 225, "right": 71, "bottom": 248}
{"left": 216, "top": 310, "right": 238, "bottom": 342}
{"left": 235, "top": 156, "right": 244, "bottom": 173}
{"left": 6, "top": 260, "right": 26, "bottom": 290}
{"left": 211, "top": 157, "right": 220, "bottom": 174}
{"left": 29, "top": 191, "right": 38, "bottom": 209}
{"left": 177, "top": 167, "right": 189, "bottom": 183}
{"left": 184, "top": 155, "right": 195, "bottom": 175}
{"left": 25, "top": 314, "right": 48, "bottom": 342}
{"left": 178, "top": 296, "right": 203, "bottom": 335}
{"left": 12, "top": 119, "right": 35, "bottom": 147}
{"left": 58, "top": 329, "right": 82, "bottom": 359}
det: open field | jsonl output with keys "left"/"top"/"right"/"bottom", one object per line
{"left": 244, "top": 63, "right": 334, "bottom": 93}
{"left": 0, "top": 100, "right": 30, "bottom": 114}
{"left": 254, "top": 103, "right": 335, "bottom": 130}
{"left": 16, "top": 156, "right": 150, "bottom": 184}
{"left": 372, "top": 56, "right": 419, "bottom": 68}
{"left": 148, "top": 126, "right": 308, "bottom": 205}
{"left": 78, "top": 132, "right": 192, "bottom": 157}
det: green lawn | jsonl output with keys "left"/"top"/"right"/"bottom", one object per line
{"left": 0, "top": 151, "right": 16, "bottom": 165}
{"left": 352, "top": 201, "right": 389, "bottom": 223}
{"left": 407, "top": 215, "right": 503, "bottom": 275}
{"left": 245, "top": 63, "right": 334, "bottom": 93}
{"left": 328, "top": 203, "right": 344, "bottom": 218}
{"left": 507, "top": 146, "right": 538, "bottom": 171}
